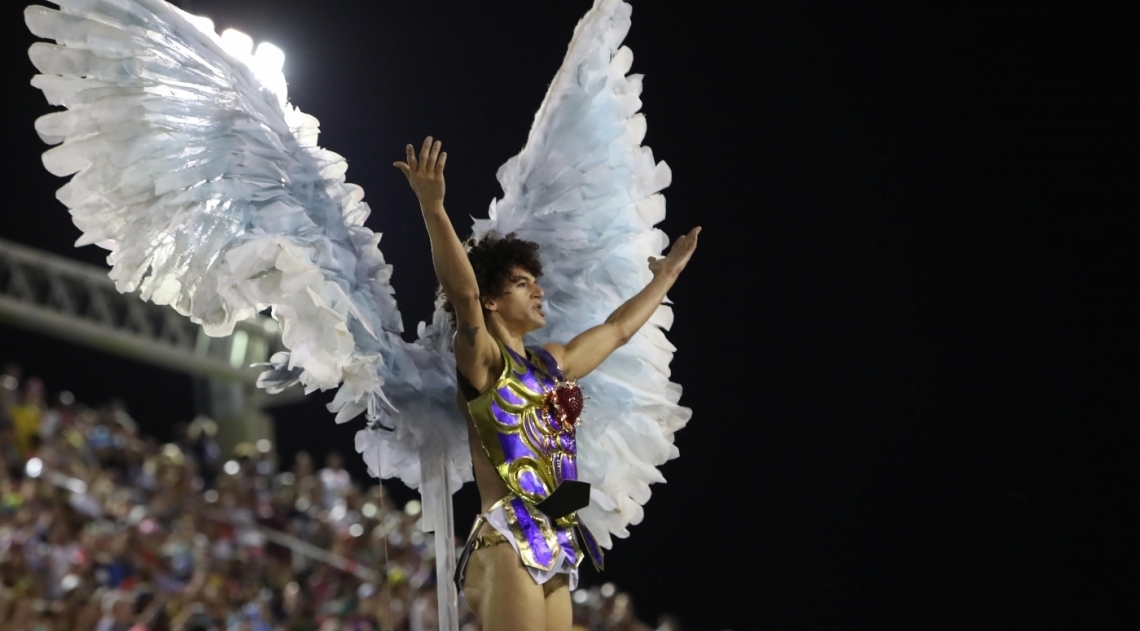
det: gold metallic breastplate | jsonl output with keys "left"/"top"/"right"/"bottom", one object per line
{"left": 466, "top": 340, "right": 580, "bottom": 506}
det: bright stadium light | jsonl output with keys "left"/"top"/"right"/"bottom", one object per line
{"left": 250, "top": 42, "right": 288, "bottom": 104}
{"left": 220, "top": 29, "right": 253, "bottom": 59}
{"left": 254, "top": 42, "right": 285, "bottom": 74}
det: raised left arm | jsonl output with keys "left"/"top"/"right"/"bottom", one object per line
{"left": 546, "top": 227, "right": 701, "bottom": 381}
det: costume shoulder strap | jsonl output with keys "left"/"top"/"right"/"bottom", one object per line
{"left": 527, "top": 345, "right": 566, "bottom": 381}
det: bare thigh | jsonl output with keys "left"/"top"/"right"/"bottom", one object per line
{"left": 463, "top": 541, "right": 548, "bottom": 631}
{"left": 543, "top": 582, "right": 572, "bottom": 631}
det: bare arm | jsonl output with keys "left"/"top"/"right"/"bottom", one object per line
{"left": 394, "top": 137, "right": 498, "bottom": 389}
{"left": 545, "top": 227, "right": 701, "bottom": 381}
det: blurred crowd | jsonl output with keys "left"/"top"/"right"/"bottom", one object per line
{"left": 0, "top": 360, "right": 673, "bottom": 631}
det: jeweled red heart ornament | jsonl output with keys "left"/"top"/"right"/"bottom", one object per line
{"left": 549, "top": 382, "right": 584, "bottom": 429}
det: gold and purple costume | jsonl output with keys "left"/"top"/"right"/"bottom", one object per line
{"left": 456, "top": 340, "right": 604, "bottom": 589}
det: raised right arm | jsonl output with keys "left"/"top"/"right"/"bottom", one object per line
{"left": 395, "top": 137, "right": 499, "bottom": 390}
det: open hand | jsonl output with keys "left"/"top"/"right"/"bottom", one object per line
{"left": 649, "top": 227, "right": 701, "bottom": 278}
{"left": 394, "top": 136, "right": 447, "bottom": 211}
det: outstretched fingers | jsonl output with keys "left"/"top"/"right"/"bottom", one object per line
{"left": 680, "top": 227, "right": 701, "bottom": 251}
{"left": 427, "top": 139, "right": 443, "bottom": 168}
{"left": 419, "top": 137, "right": 434, "bottom": 171}
{"left": 393, "top": 142, "right": 418, "bottom": 177}
{"left": 395, "top": 137, "right": 447, "bottom": 184}
{"left": 666, "top": 227, "right": 701, "bottom": 268}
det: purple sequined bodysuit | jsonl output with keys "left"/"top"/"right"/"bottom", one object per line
{"left": 463, "top": 339, "right": 604, "bottom": 574}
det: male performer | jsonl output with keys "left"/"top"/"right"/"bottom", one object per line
{"left": 396, "top": 137, "right": 699, "bottom": 630}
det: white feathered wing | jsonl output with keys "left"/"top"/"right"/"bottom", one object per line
{"left": 442, "top": 0, "right": 690, "bottom": 549}
{"left": 24, "top": 0, "right": 417, "bottom": 423}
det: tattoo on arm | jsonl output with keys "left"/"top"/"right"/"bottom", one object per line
{"left": 458, "top": 322, "right": 480, "bottom": 347}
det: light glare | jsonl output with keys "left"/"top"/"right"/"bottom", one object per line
{"left": 220, "top": 29, "right": 254, "bottom": 58}
{"left": 254, "top": 43, "right": 286, "bottom": 74}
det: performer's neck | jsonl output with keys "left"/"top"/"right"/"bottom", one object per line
{"left": 486, "top": 318, "right": 528, "bottom": 356}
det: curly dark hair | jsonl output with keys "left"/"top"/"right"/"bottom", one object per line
{"left": 439, "top": 231, "right": 543, "bottom": 325}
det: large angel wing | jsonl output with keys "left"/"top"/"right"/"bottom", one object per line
{"left": 24, "top": 0, "right": 415, "bottom": 423}
{"left": 469, "top": 0, "right": 689, "bottom": 549}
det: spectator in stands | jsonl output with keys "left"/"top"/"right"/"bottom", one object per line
{"left": 94, "top": 590, "right": 134, "bottom": 631}
{"left": 319, "top": 451, "right": 352, "bottom": 509}
{"left": 182, "top": 416, "right": 221, "bottom": 489}
{"left": 9, "top": 376, "right": 45, "bottom": 456}
{"left": 293, "top": 450, "right": 314, "bottom": 480}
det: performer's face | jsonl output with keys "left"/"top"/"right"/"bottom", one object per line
{"left": 485, "top": 267, "right": 546, "bottom": 332}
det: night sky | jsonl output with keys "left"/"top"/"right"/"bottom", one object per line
{"left": 1, "top": 1, "right": 1136, "bottom": 628}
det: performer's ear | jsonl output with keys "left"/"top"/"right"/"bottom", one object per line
{"left": 482, "top": 295, "right": 497, "bottom": 313}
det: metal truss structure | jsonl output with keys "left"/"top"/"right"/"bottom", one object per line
{"left": 0, "top": 237, "right": 303, "bottom": 408}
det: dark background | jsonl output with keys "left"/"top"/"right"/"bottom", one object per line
{"left": 1, "top": 1, "right": 1135, "bottom": 628}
